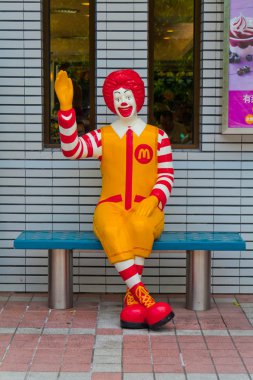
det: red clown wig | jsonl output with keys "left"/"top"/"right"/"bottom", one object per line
{"left": 102, "top": 69, "right": 145, "bottom": 114}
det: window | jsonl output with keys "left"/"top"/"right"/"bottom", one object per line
{"left": 149, "top": 0, "right": 200, "bottom": 148}
{"left": 43, "top": 0, "right": 95, "bottom": 146}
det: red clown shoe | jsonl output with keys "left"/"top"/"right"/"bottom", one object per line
{"left": 131, "top": 284, "right": 174, "bottom": 329}
{"left": 120, "top": 288, "right": 147, "bottom": 329}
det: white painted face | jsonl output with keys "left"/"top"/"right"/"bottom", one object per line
{"left": 113, "top": 87, "right": 137, "bottom": 119}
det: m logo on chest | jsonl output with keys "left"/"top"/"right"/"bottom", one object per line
{"left": 135, "top": 144, "right": 153, "bottom": 164}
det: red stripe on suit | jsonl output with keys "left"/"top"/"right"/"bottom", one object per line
{"left": 60, "top": 131, "right": 77, "bottom": 144}
{"left": 58, "top": 110, "right": 76, "bottom": 128}
{"left": 90, "top": 130, "right": 101, "bottom": 147}
{"left": 150, "top": 188, "right": 167, "bottom": 209}
{"left": 158, "top": 168, "right": 174, "bottom": 175}
{"left": 156, "top": 179, "right": 172, "bottom": 192}
{"left": 62, "top": 142, "right": 80, "bottom": 158}
{"left": 158, "top": 153, "right": 173, "bottom": 163}
{"left": 158, "top": 137, "right": 171, "bottom": 150}
{"left": 82, "top": 135, "right": 93, "bottom": 157}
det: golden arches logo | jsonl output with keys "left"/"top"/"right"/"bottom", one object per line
{"left": 138, "top": 148, "right": 150, "bottom": 160}
{"left": 135, "top": 144, "right": 153, "bottom": 164}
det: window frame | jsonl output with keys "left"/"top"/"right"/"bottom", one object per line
{"left": 43, "top": 0, "right": 96, "bottom": 148}
{"left": 148, "top": 0, "right": 201, "bottom": 149}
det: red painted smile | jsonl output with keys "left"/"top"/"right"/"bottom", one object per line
{"left": 118, "top": 106, "right": 133, "bottom": 118}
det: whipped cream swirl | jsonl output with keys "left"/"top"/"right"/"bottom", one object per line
{"left": 230, "top": 14, "right": 253, "bottom": 39}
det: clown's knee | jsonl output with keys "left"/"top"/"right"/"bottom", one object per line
{"left": 98, "top": 223, "right": 120, "bottom": 240}
{"left": 130, "top": 215, "right": 153, "bottom": 235}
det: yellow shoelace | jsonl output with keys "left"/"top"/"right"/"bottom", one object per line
{"left": 135, "top": 286, "right": 155, "bottom": 308}
{"left": 124, "top": 289, "right": 138, "bottom": 306}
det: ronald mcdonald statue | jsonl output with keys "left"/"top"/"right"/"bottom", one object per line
{"left": 55, "top": 69, "right": 175, "bottom": 329}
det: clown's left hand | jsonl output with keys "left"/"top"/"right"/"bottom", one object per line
{"left": 135, "top": 195, "right": 159, "bottom": 217}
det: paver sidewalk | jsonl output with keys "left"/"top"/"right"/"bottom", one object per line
{"left": 0, "top": 292, "right": 253, "bottom": 379}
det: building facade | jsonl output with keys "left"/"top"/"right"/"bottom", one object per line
{"left": 0, "top": 0, "right": 252, "bottom": 294}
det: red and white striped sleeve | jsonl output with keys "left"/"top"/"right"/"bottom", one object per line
{"left": 58, "top": 109, "right": 102, "bottom": 160}
{"left": 150, "top": 129, "right": 174, "bottom": 209}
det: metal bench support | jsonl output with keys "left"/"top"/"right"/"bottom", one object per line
{"left": 186, "top": 250, "right": 211, "bottom": 311}
{"left": 13, "top": 231, "right": 246, "bottom": 311}
{"left": 48, "top": 248, "right": 211, "bottom": 311}
{"left": 48, "top": 249, "right": 73, "bottom": 309}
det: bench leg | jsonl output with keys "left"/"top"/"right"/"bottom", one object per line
{"left": 48, "top": 249, "right": 73, "bottom": 309}
{"left": 186, "top": 250, "right": 211, "bottom": 311}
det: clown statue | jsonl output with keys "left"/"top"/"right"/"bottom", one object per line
{"left": 55, "top": 69, "right": 175, "bottom": 329}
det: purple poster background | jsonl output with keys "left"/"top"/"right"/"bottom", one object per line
{"left": 228, "top": 0, "right": 253, "bottom": 128}
{"left": 229, "top": 91, "right": 253, "bottom": 128}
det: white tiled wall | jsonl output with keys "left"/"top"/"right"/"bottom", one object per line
{"left": 0, "top": 0, "right": 252, "bottom": 294}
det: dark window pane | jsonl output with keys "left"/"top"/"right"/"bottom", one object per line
{"left": 44, "top": 0, "right": 94, "bottom": 146}
{"left": 150, "top": 0, "right": 200, "bottom": 147}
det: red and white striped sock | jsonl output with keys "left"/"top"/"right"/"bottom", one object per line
{"left": 135, "top": 256, "right": 145, "bottom": 279}
{"left": 115, "top": 259, "right": 142, "bottom": 290}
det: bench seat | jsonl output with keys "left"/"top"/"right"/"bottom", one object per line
{"left": 14, "top": 231, "right": 246, "bottom": 312}
{"left": 14, "top": 230, "right": 245, "bottom": 251}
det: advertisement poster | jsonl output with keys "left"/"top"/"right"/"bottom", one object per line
{"left": 223, "top": 0, "right": 253, "bottom": 133}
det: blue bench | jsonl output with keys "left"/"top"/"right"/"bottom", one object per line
{"left": 14, "top": 231, "right": 246, "bottom": 311}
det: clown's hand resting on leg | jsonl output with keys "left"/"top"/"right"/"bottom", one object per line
{"left": 54, "top": 70, "right": 73, "bottom": 111}
{"left": 135, "top": 195, "right": 159, "bottom": 217}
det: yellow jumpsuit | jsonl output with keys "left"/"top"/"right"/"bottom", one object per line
{"left": 93, "top": 124, "right": 164, "bottom": 264}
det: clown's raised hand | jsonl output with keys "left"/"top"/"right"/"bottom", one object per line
{"left": 55, "top": 70, "right": 73, "bottom": 111}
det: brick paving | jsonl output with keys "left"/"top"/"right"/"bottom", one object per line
{"left": 0, "top": 293, "right": 252, "bottom": 379}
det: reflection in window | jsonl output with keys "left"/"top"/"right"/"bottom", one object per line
{"left": 44, "top": 0, "right": 94, "bottom": 145}
{"left": 150, "top": 0, "right": 200, "bottom": 147}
